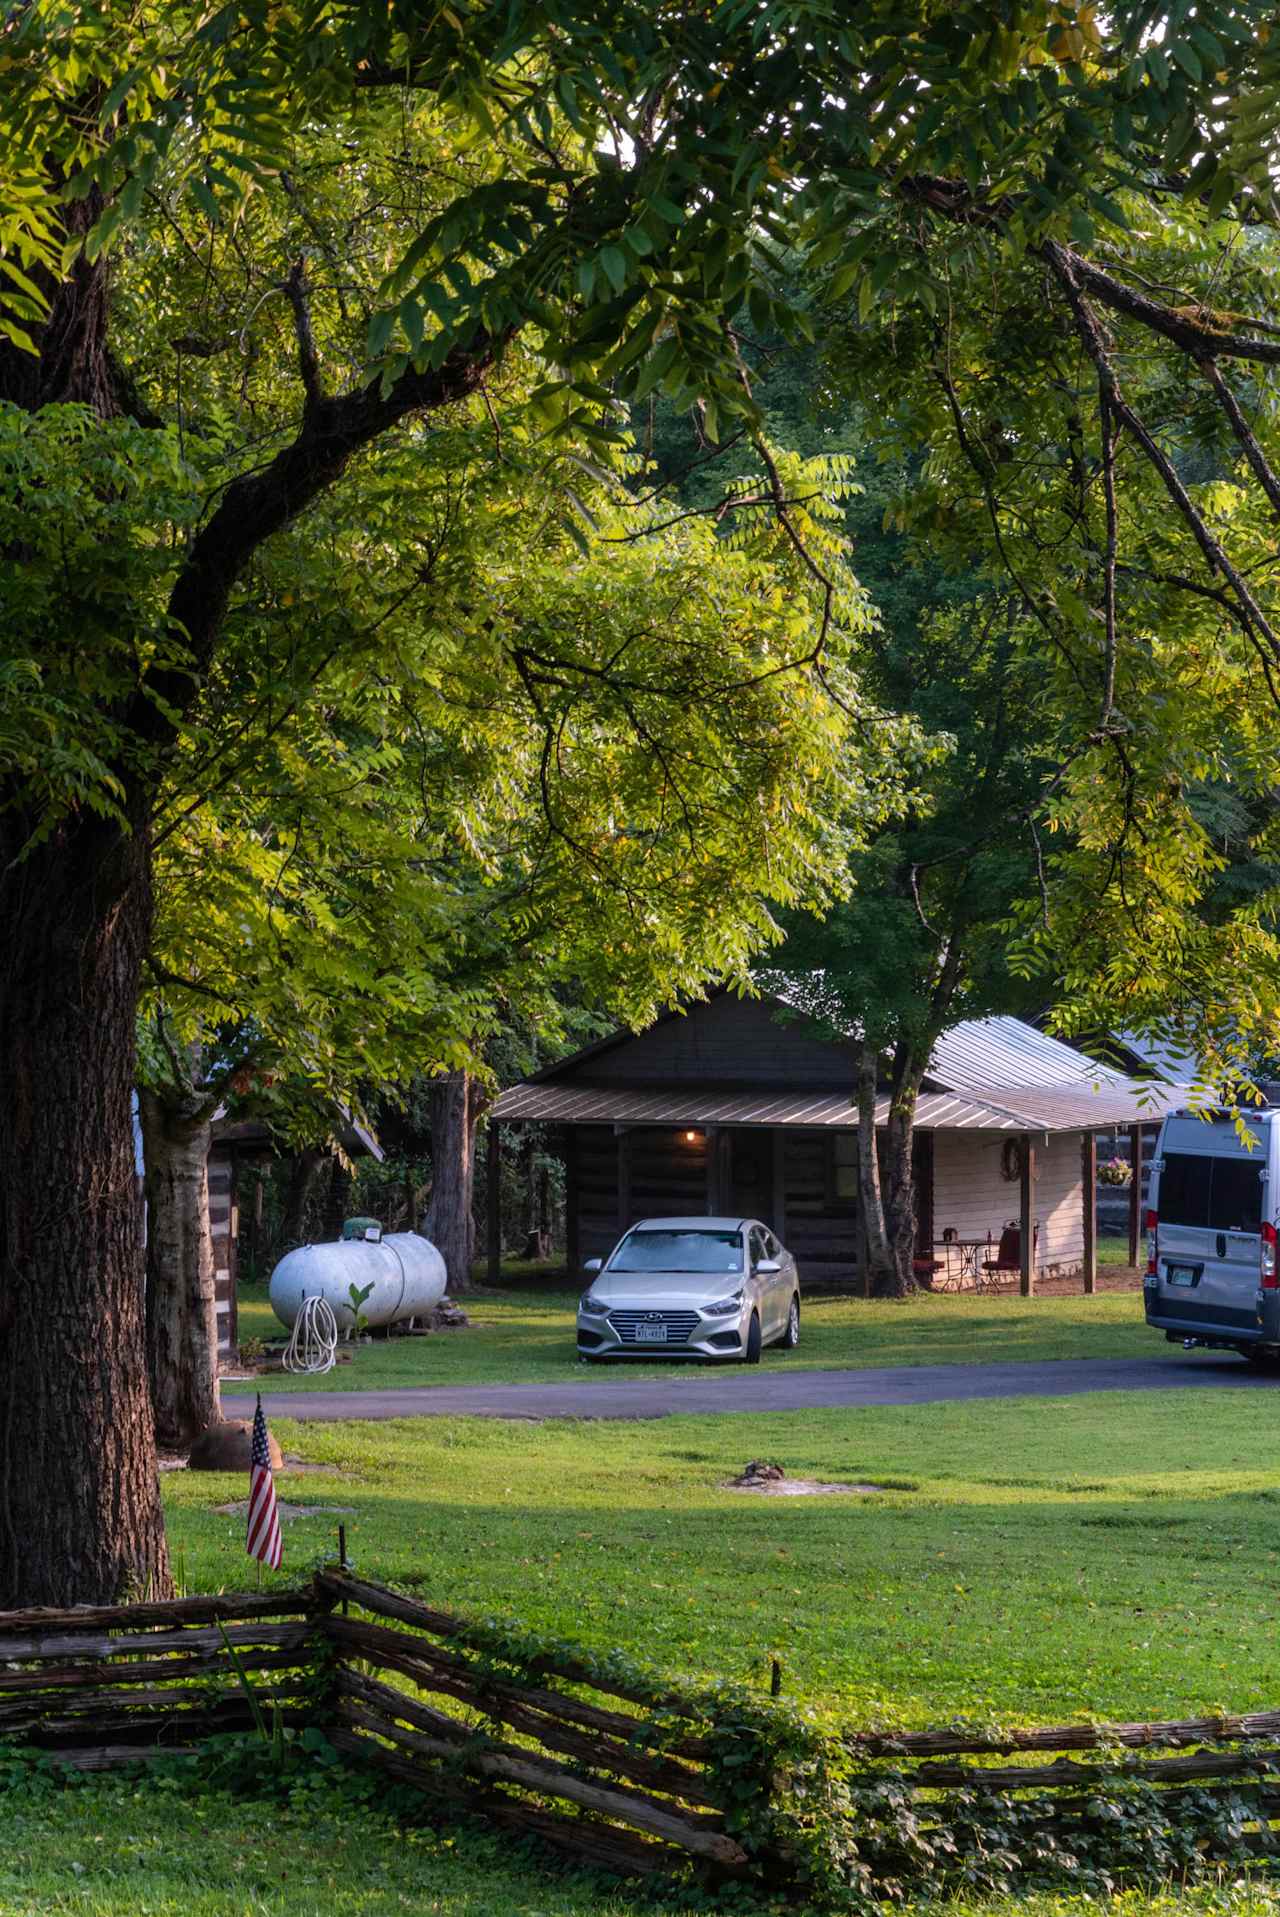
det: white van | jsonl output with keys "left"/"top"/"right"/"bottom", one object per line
{"left": 1144, "top": 1109, "right": 1278, "bottom": 1361}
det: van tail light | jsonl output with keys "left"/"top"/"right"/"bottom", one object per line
{"left": 1145, "top": 1209, "right": 1158, "bottom": 1278}
{"left": 1263, "top": 1221, "right": 1278, "bottom": 1288}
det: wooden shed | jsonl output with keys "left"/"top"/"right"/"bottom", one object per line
{"left": 205, "top": 1112, "right": 383, "bottom": 1362}
{"left": 489, "top": 991, "right": 1187, "bottom": 1292}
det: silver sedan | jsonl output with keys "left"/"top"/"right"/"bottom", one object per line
{"left": 575, "top": 1216, "right": 801, "bottom": 1364}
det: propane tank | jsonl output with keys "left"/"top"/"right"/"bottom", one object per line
{"left": 269, "top": 1228, "right": 447, "bottom": 1332}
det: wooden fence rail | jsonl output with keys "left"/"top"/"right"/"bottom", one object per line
{"left": 0, "top": 1590, "right": 321, "bottom": 1768}
{"left": 312, "top": 1568, "right": 750, "bottom": 1878}
{"left": 6, "top": 1574, "right": 1280, "bottom": 1892}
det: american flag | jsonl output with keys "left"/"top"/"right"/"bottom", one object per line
{"left": 246, "top": 1396, "right": 282, "bottom": 1571}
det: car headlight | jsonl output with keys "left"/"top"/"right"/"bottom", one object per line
{"left": 703, "top": 1290, "right": 745, "bottom": 1315}
{"left": 580, "top": 1293, "right": 609, "bottom": 1316}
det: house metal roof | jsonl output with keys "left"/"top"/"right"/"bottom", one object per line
{"left": 491, "top": 993, "right": 1190, "bottom": 1134}
{"left": 928, "top": 1015, "right": 1131, "bottom": 1092}
{"left": 491, "top": 1081, "right": 1039, "bottom": 1131}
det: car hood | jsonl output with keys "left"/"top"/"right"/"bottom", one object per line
{"left": 589, "top": 1269, "right": 746, "bottom": 1305}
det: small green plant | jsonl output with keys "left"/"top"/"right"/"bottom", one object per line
{"left": 346, "top": 1281, "right": 375, "bottom": 1336}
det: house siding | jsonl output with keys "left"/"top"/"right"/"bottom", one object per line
{"left": 931, "top": 1129, "right": 1084, "bottom": 1275}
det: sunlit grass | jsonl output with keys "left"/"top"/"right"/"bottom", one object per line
{"left": 170, "top": 1385, "right": 1280, "bottom": 1731}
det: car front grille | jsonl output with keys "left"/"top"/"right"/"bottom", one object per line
{"left": 607, "top": 1309, "right": 703, "bottom": 1346}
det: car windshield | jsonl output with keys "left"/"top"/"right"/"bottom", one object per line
{"left": 609, "top": 1230, "right": 744, "bottom": 1274}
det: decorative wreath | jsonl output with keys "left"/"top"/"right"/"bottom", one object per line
{"left": 1000, "top": 1138, "right": 1024, "bottom": 1183}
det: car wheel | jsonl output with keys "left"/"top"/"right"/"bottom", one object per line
{"left": 779, "top": 1294, "right": 800, "bottom": 1351}
{"left": 1244, "top": 1345, "right": 1280, "bottom": 1369}
{"left": 744, "top": 1312, "right": 762, "bottom": 1365}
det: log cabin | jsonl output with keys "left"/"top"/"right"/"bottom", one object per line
{"left": 489, "top": 989, "right": 1188, "bottom": 1293}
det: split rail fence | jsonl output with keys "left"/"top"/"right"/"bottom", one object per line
{"left": 5, "top": 1573, "right": 1280, "bottom": 1890}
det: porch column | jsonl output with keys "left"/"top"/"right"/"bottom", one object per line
{"left": 771, "top": 1129, "right": 787, "bottom": 1242}
{"left": 1127, "top": 1122, "right": 1142, "bottom": 1267}
{"left": 487, "top": 1121, "right": 502, "bottom": 1282}
{"left": 616, "top": 1126, "right": 632, "bottom": 1238}
{"left": 704, "top": 1125, "right": 719, "bottom": 1214}
{"left": 1020, "top": 1134, "right": 1036, "bottom": 1297}
{"left": 564, "top": 1128, "right": 580, "bottom": 1277}
{"left": 709, "top": 1128, "right": 731, "bottom": 1214}
{"left": 1081, "top": 1131, "right": 1097, "bottom": 1295}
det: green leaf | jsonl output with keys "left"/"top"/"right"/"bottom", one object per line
{"left": 367, "top": 309, "right": 395, "bottom": 358}
{"left": 631, "top": 336, "right": 681, "bottom": 400}
{"left": 599, "top": 247, "right": 628, "bottom": 294}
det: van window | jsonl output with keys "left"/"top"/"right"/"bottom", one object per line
{"left": 1160, "top": 1152, "right": 1262, "bottom": 1233}
{"left": 1211, "top": 1158, "right": 1265, "bottom": 1232}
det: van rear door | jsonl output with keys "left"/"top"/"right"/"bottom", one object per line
{"left": 1155, "top": 1117, "right": 1266, "bottom": 1331}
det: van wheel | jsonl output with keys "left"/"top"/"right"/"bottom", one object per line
{"left": 1245, "top": 1346, "right": 1280, "bottom": 1369}
{"left": 779, "top": 1295, "right": 800, "bottom": 1351}
{"left": 744, "top": 1313, "right": 762, "bottom": 1365}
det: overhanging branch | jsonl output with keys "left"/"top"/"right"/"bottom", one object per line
{"left": 130, "top": 328, "right": 506, "bottom": 758}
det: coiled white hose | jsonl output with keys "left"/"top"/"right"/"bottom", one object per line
{"left": 282, "top": 1294, "right": 339, "bottom": 1374}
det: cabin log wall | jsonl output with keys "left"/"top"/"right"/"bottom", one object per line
{"left": 207, "top": 1144, "right": 238, "bottom": 1359}
{"left": 567, "top": 1124, "right": 862, "bottom": 1285}
{"left": 557, "top": 995, "right": 854, "bottom": 1088}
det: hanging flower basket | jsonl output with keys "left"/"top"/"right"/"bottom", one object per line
{"left": 1098, "top": 1156, "right": 1132, "bottom": 1186}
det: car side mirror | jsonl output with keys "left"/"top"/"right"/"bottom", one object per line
{"left": 582, "top": 1257, "right": 603, "bottom": 1274}
{"left": 756, "top": 1258, "right": 781, "bottom": 1274}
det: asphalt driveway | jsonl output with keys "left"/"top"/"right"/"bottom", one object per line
{"left": 254, "top": 1351, "right": 1273, "bottom": 1423}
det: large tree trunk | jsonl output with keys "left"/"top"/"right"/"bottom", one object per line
{"left": 0, "top": 816, "right": 171, "bottom": 1605}
{"left": 880, "top": 1089, "right": 921, "bottom": 1298}
{"left": 424, "top": 1071, "right": 478, "bottom": 1293}
{"left": 0, "top": 147, "right": 494, "bottom": 1610}
{"left": 856, "top": 1044, "right": 926, "bottom": 1299}
{"left": 138, "top": 1087, "right": 220, "bottom": 1450}
{"left": 855, "top": 1041, "right": 898, "bottom": 1296}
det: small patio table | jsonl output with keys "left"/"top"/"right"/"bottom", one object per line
{"left": 932, "top": 1238, "right": 991, "bottom": 1291}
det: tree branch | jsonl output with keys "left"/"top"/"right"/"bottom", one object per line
{"left": 901, "top": 177, "right": 1280, "bottom": 366}
{"left": 1098, "top": 386, "right": 1118, "bottom": 727}
{"left": 283, "top": 257, "right": 324, "bottom": 413}
{"left": 130, "top": 327, "right": 505, "bottom": 759}
{"left": 1197, "top": 355, "right": 1280, "bottom": 518}
{"left": 1046, "top": 243, "right": 1280, "bottom": 674}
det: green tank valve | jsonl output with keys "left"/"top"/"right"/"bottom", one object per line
{"left": 340, "top": 1215, "right": 382, "bottom": 1243}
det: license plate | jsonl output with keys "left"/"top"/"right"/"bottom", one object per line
{"left": 635, "top": 1323, "right": 668, "bottom": 1343}
{"left": 1167, "top": 1265, "right": 1199, "bottom": 1288}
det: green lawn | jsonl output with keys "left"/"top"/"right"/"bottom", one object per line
{"left": 225, "top": 1267, "right": 1156, "bottom": 1398}
{"left": 170, "top": 1386, "right": 1280, "bottom": 1731}
{"left": 11, "top": 1781, "right": 1280, "bottom": 1917}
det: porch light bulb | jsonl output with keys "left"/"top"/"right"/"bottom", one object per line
{"left": 684, "top": 1130, "right": 699, "bottom": 1143}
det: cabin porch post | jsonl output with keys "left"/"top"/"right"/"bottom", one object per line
{"left": 564, "top": 1127, "right": 580, "bottom": 1279}
{"left": 704, "top": 1125, "right": 719, "bottom": 1214}
{"left": 770, "top": 1128, "right": 787, "bottom": 1242}
{"left": 1127, "top": 1123, "right": 1142, "bottom": 1267}
{"left": 1019, "top": 1134, "right": 1036, "bottom": 1296}
{"left": 616, "top": 1126, "right": 632, "bottom": 1238}
{"left": 1082, "top": 1131, "right": 1097, "bottom": 1294}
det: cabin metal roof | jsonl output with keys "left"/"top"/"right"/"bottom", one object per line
{"left": 491, "top": 1003, "right": 1188, "bottom": 1133}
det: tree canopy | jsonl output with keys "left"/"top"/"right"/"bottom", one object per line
{"left": 8, "top": 0, "right": 1280, "bottom": 1599}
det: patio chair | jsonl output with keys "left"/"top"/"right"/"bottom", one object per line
{"left": 913, "top": 1253, "right": 945, "bottom": 1290}
{"left": 979, "top": 1221, "right": 1037, "bottom": 1289}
